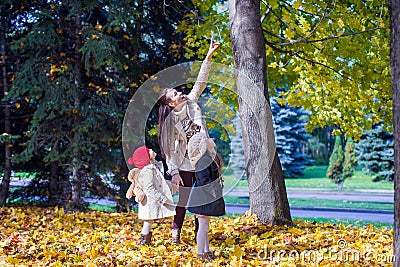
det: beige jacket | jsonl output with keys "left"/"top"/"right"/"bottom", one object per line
{"left": 137, "top": 163, "right": 175, "bottom": 220}
{"left": 161, "top": 61, "right": 212, "bottom": 176}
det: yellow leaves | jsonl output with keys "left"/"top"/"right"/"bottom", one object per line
{"left": 91, "top": 34, "right": 99, "bottom": 40}
{"left": 95, "top": 23, "right": 103, "bottom": 31}
{"left": 293, "top": 0, "right": 301, "bottom": 10}
{"left": 233, "top": 245, "right": 243, "bottom": 258}
{"left": 5, "top": 256, "right": 20, "bottom": 264}
{"left": 283, "top": 28, "right": 296, "bottom": 40}
{"left": 268, "top": 62, "right": 278, "bottom": 68}
{"left": 338, "top": 19, "right": 345, "bottom": 28}
{"left": 293, "top": 65, "right": 302, "bottom": 72}
{"left": 225, "top": 237, "right": 235, "bottom": 245}
{"left": 288, "top": 227, "right": 303, "bottom": 236}
{"left": 0, "top": 207, "right": 393, "bottom": 266}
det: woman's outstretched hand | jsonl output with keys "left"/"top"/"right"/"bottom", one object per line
{"left": 205, "top": 38, "right": 220, "bottom": 61}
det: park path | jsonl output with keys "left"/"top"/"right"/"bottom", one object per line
{"left": 224, "top": 187, "right": 394, "bottom": 223}
{"left": 224, "top": 187, "right": 394, "bottom": 203}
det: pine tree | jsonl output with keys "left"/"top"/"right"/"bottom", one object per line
{"left": 356, "top": 125, "right": 394, "bottom": 181}
{"left": 228, "top": 117, "right": 246, "bottom": 179}
{"left": 326, "top": 135, "right": 345, "bottom": 190}
{"left": 5, "top": 0, "right": 189, "bottom": 208}
{"left": 271, "top": 96, "right": 314, "bottom": 177}
{"left": 342, "top": 138, "right": 357, "bottom": 180}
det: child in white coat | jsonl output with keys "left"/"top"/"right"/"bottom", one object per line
{"left": 126, "top": 146, "right": 175, "bottom": 245}
{"left": 187, "top": 133, "right": 225, "bottom": 261}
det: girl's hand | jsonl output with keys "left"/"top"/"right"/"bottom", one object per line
{"left": 205, "top": 38, "right": 220, "bottom": 61}
{"left": 171, "top": 173, "right": 184, "bottom": 192}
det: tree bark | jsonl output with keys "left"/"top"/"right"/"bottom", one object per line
{"left": 389, "top": 0, "right": 400, "bottom": 265}
{"left": 71, "top": 3, "right": 84, "bottom": 208}
{"left": 228, "top": 0, "right": 292, "bottom": 225}
{"left": 48, "top": 161, "right": 69, "bottom": 206}
{"left": 0, "top": 11, "right": 11, "bottom": 206}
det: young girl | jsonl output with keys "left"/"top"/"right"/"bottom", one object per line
{"left": 126, "top": 146, "right": 175, "bottom": 245}
{"left": 186, "top": 132, "right": 225, "bottom": 261}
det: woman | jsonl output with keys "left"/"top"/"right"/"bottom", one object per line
{"left": 158, "top": 39, "right": 219, "bottom": 244}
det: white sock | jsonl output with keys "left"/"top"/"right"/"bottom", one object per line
{"left": 141, "top": 220, "right": 152, "bottom": 235}
{"left": 204, "top": 230, "right": 210, "bottom": 253}
{"left": 196, "top": 216, "right": 210, "bottom": 255}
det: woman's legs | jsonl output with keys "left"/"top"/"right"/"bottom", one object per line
{"left": 173, "top": 171, "right": 196, "bottom": 229}
{"left": 196, "top": 216, "right": 210, "bottom": 255}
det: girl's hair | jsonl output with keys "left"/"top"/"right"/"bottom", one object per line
{"left": 213, "top": 152, "right": 224, "bottom": 179}
{"left": 158, "top": 88, "right": 172, "bottom": 159}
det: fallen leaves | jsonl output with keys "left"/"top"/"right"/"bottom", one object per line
{"left": 0, "top": 206, "right": 394, "bottom": 266}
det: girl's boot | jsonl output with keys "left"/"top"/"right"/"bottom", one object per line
{"left": 137, "top": 232, "right": 152, "bottom": 245}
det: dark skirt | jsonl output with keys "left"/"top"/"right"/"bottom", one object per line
{"left": 187, "top": 155, "right": 225, "bottom": 216}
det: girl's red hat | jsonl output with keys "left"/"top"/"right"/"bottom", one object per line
{"left": 128, "top": 146, "right": 150, "bottom": 169}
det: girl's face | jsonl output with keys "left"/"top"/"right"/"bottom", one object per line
{"left": 165, "top": 89, "right": 187, "bottom": 108}
{"left": 149, "top": 149, "right": 157, "bottom": 160}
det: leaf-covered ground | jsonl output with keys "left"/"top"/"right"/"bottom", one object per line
{"left": 0, "top": 207, "right": 394, "bottom": 266}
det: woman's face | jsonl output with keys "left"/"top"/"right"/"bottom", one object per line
{"left": 165, "top": 89, "right": 187, "bottom": 108}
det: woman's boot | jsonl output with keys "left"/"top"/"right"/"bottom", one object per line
{"left": 171, "top": 228, "right": 181, "bottom": 244}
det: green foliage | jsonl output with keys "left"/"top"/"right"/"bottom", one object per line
{"left": 356, "top": 124, "right": 394, "bottom": 181}
{"left": 271, "top": 96, "right": 314, "bottom": 177}
{"left": 326, "top": 136, "right": 344, "bottom": 184}
{"left": 342, "top": 138, "right": 357, "bottom": 180}
{"left": 2, "top": 0, "right": 192, "bottom": 206}
{"left": 177, "top": 0, "right": 391, "bottom": 140}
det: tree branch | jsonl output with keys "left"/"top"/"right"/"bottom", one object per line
{"left": 260, "top": 6, "right": 272, "bottom": 23}
{"left": 280, "top": 0, "right": 325, "bottom": 18}
{"left": 294, "top": 51, "right": 352, "bottom": 80}
{"left": 277, "top": 26, "right": 388, "bottom": 46}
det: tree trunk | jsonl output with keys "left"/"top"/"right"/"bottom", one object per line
{"left": 49, "top": 161, "right": 63, "bottom": 206}
{"left": 228, "top": 0, "right": 292, "bottom": 225}
{"left": 71, "top": 158, "right": 84, "bottom": 208}
{"left": 389, "top": 0, "right": 400, "bottom": 265}
{"left": 337, "top": 180, "right": 344, "bottom": 191}
{"left": 0, "top": 12, "right": 11, "bottom": 206}
{"left": 71, "top": 3, "right": 84, "bottom": 208}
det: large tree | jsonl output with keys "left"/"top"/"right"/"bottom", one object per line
{"left": 8, "top": 0, "right": 131, "bottom": 208}
{"left": 0, "top": 1, "right": 12, "bottom": 206}
{"left": 228, "top": 0, "right": 291, "bottom": 225}
{"left": 178, "top": 0, "right": 391, "bottom": 140}
{"left": 0, "top": 0, "right": 33, "bottom": 206}
{"left": 4, "top": 0, "right": 189, "bottom": 208}
{"left": 388, "top": 0, "right": 399, "bottom": 264}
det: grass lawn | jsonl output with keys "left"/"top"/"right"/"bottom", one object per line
{"left": 223, "top": 196, "right": 394, "bottom": 210}
{"left": 285, "top": 165, "right": 394, "bottom": 190}
{"left": 223, "top": 165, "right": 394, "bottom": 191}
